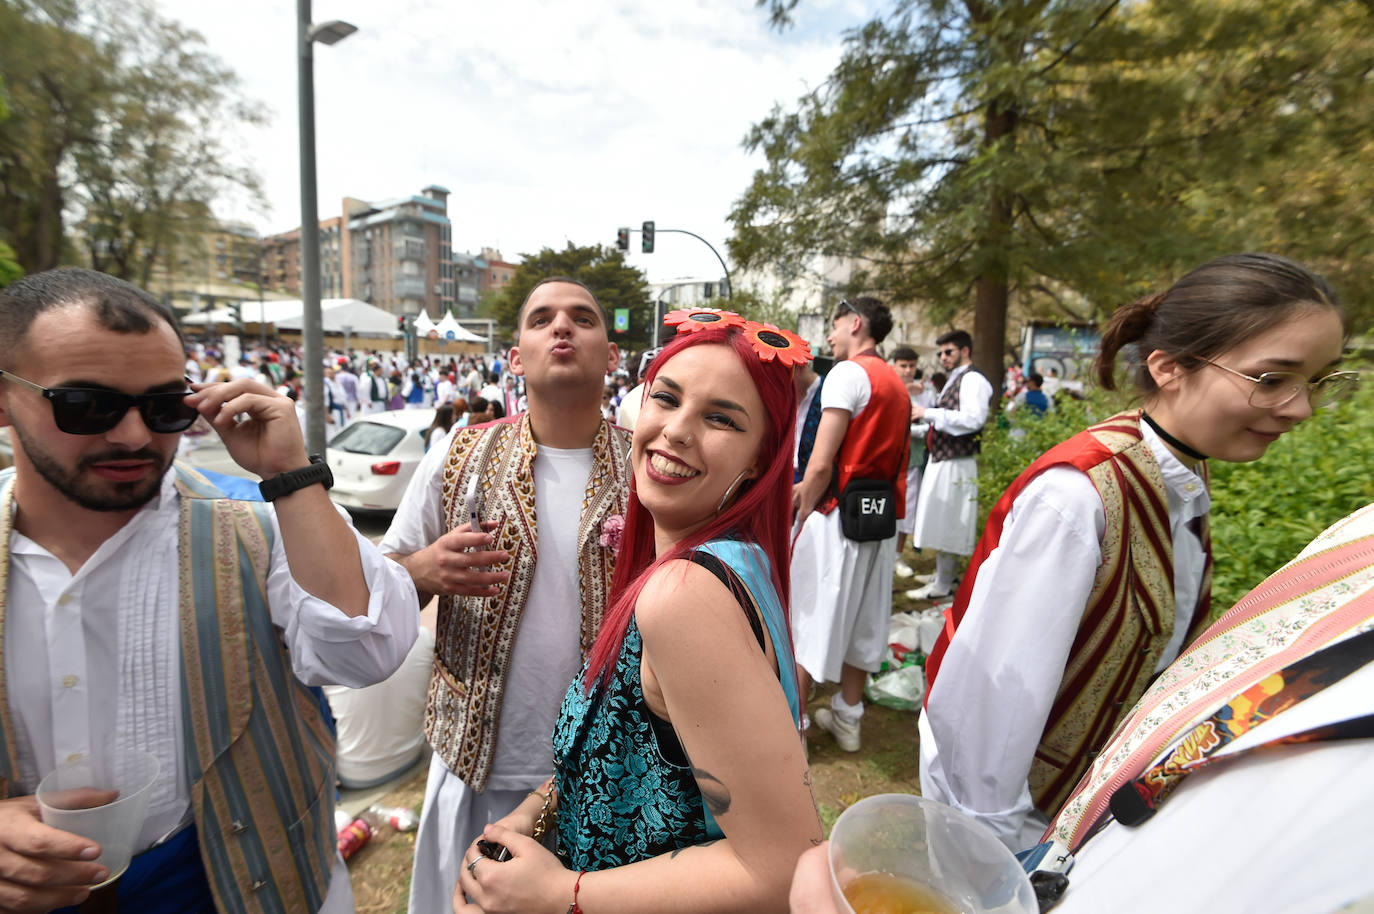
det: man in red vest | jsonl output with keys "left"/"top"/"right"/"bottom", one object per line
{"left": 791, "top": 297, "right": 911, "bottom": 751}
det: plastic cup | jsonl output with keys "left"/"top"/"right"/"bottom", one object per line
{"left": 36, "top": 749, "right": 161, "bottom": 888}
{"left": 828, "top": 794, "right": 1037, "bottom": 914}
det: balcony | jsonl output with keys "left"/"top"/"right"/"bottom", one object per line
{"left": 393, "top": 277, "right": 427, "bottom": 300}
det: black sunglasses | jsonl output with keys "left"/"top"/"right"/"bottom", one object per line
{"left": 1, "top": 370, "right": 199, "bottom": 435}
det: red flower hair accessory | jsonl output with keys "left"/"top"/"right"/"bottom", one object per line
{"left": 662, "top": 307, "right": 747, "bottom": 334}
{"left": 742, "top": 321, "right": 812, "bottom": 368}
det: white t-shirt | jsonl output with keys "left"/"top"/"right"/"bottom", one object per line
{"left": 820, "top": 359, "right": 871, "bottom": 417}
{"left": 489, "top": 445, "right": 591, "bottom": 788}
{"left": 380, "top": 438, "right": 593, "bottom": 790}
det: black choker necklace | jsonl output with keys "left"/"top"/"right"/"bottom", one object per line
{"left": 1141, "top": 412, "right": 1209, "bottom": 462}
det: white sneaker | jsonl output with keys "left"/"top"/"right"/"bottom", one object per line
{"left": 911, "top": 572, "right": 937, "bottom": 584}
{"left": 894, "top": 560, "right": 915, "bottom": 578}
{"left": 905, "top": 581, "right": 954, "bottom": 600}
{"left": 812, "top": 707, "right": 861, "bottom": 752}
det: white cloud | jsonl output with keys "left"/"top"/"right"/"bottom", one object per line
{"left": 153, "top": 0, "right": 880, "bottom": 283}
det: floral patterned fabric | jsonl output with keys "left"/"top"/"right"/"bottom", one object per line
{"left": 552, "top": 539, "right": 799, "bottom": 870}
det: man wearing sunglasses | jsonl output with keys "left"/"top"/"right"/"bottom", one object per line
{"left": 0, "top": 268, "right": 419, "bottom": 913}
{"left": 906, "top": 329, "right": 994, "bottom": 600}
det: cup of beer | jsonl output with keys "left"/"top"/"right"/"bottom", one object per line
{"left": 828, "top": 794, "right": 1036, "bottom": 914}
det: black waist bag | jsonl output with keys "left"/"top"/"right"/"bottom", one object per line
{"left": 837, "top": 478, "right": 897, "bottom": 541}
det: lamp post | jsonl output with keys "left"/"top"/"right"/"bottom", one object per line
{"left": 297, "top": 0, "right": 356, "bottom": 455}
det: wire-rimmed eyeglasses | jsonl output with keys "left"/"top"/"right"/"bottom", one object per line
{"left": 1196, "top": 358, "right": 1359, "bottom": 409}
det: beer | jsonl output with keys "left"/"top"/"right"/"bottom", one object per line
{"left": 842, "top": 871, "right": 962, "bottom": 914}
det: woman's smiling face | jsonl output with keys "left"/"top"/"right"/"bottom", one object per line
{"left": 632, "top": 342, "right": 766, "bottom": 548}
{"left": 1147, "top": 305, "right": 1346, "bottom": 463}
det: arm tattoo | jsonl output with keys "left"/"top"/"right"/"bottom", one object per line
{"left": 691, "top": 766, "right": 733, "bottom": 817}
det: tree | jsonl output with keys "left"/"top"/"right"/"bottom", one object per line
{"left": 489, "top": 243, "right": 654, "bottom": 350}
{"left": 0, "top": 76, "right": 21, "bottom": 288}
{"left": 0, "top": 0, "right": 264, "bottom": 282}
{"left": 733, "top": 0, "right": 1374, "bottom": 376}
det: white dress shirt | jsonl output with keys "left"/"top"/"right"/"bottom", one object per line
{"left": 919, "top": 423, "right": 1209, "bottom": 850}
{"left": 924, "top": 364, "right": 993, "bottom": 437}
{"left": 5, "top": 471, "right": 418, "bottom": 856}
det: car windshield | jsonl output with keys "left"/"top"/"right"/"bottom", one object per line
{"left": 330, "top": 422, "right": 406, "bottom": 456}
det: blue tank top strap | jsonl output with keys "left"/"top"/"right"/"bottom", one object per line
{"left": 694, "top": 539, "right": 801, "bottom": 726}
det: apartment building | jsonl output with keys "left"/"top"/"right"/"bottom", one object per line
{"left": 260, "top": 185, "right": 459, "bottom": 319}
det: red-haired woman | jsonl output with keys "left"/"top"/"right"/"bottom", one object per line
{"left": 454, "top": 312, "right": 824, "bottom": 914}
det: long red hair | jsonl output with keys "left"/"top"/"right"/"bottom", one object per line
{"left": 584, "top": 328, "right": 799, "bottom": 689}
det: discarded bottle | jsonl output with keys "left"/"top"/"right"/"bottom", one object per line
{"left": 337, "top": 817, "right": 372, "bottom": 860}
{"left": 363, "top": 804, "right": 420, "bottom": 832}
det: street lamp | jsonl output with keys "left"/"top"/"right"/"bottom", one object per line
{"left": 297, "top": 0, "right": 356, "bottom": 455}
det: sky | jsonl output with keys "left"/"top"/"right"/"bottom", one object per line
{"left": 151, "top": 0, "right": 883, "bottom": 285}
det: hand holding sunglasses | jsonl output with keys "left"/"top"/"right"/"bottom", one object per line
{"left": 184, "top": 378, "right": 314, "bottom": 482}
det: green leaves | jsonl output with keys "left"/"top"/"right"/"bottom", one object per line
{"left": 0, "top": 0, "right": 264, "bottom": 282}
{"left": 488, "top": 243, "right": 654, "bottom": 349}
{"left": 732, "top": 0, "right": 1374, "bottom": 362}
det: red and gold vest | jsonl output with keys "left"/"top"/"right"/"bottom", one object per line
{"left": 817, "top": 353, "right": 912, "bottom": 516}
{"left": 925, "top": 411, "right": 1212, "bottom": 814}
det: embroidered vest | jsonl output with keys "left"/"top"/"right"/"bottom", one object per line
{"left": 927, "top": 366, "right": 987, "bottom": 462}
{"left": 817, "top": 354, "right": 911, "bottom": 516}
{"left": 1047, "top": 503, "right": 1374, "bottom": 851}
{"left": 0, "top": 464, "right": 336, "bottom": 914}
{"left": 925, "top": 411, "right": 1212, "bottom": 815}
{"left": 426, "top": 414, "right": 632, "bottom": 791}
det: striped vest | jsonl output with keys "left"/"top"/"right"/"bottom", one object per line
{"left": 0, "top": 464, "right": 336, "bottom": 914}
{"left": 427, "top": 414, "right": 632, "bottom": 791}
{"left": 925, "top": 411, "right": 1212, "bottom": 815}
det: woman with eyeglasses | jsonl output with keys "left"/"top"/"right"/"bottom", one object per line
{"left": 918, "top": 252, "right": 1357, "bottom": 853}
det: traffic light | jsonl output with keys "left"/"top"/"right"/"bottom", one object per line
{"left": 397, "top": 314, "right": 407, "bottom": 334}
{"left": 641, "top": 220, "right": 655, "bottom": 254}
{"left": 616, "top": 227, "right": 630, "bottom": 251}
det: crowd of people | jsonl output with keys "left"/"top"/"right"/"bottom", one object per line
{"left": 0, "top": 256, "right": 1366, "bottom": 914}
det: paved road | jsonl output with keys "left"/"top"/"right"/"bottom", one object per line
{"left": 180, "top": 436, "right": 393, "bottom": 541}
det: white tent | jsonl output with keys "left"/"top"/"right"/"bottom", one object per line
{"left": 413, "top": 310, "right": 439, "bottom": 338}
{"left": 182, "top": 298, "right": 403, "bottom": 338}
{"left": 434, "top": 311, "right": 485, "bottom": 343}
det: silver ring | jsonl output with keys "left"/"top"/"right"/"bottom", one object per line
{"left": 467, "top": 856, "right": 479, "bottom": 876}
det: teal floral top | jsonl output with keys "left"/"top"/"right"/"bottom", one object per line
{"left": 552, "top": 539, "right": 800, "bottom": 870}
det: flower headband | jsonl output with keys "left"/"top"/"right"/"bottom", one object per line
{"left": 662, "top": 307, "right": 813, "bottom": 368}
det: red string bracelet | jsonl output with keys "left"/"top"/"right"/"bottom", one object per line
{"left": 568, "top": 869, "right": 585, "bottom": 914}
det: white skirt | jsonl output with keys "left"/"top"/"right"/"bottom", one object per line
{"left": 896, "top": 460, "right": 924, "bottom": 535}
{"left": 790, "top": 509, "right": 897, "bottom": 683}
{"left": 911, "top": 456, "right": 979, "bottom": 555}
{"left": 407, "top": 755, "right": 533, "bottom": 914}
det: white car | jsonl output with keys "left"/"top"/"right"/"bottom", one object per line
{"left": 326, "top": 408, "right": 436, "bottom": 515}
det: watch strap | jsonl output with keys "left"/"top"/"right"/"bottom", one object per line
{"left": 258, "top": 455, "right": 333, "bottom": 501}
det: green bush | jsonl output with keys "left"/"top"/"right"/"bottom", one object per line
{"left": 974, "top": 371, "right": 1373, "bottom": 617}
{"left": 976, "top": 387, "right": 1132, "bottom": 526}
